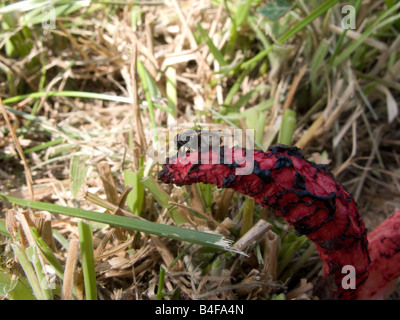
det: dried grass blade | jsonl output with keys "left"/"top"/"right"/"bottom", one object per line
{"left": 63, "top": 239, "right": 79, "bottom": 300}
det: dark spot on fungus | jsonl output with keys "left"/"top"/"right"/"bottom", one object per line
{"left": 253, "top": 160, "right": 273, "bottom": 184}
{"left": 293, "top": 172, "right": 306, "bottom": 190}
{"left": 274, "top": 155, "right": 294, "bottom": 172}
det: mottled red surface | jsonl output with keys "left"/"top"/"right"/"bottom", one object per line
{"left": 359, "top": 209, "right": 400, "bottom": 299}
{"left": 159, "top": 144, "right": 371, "bottom": 299}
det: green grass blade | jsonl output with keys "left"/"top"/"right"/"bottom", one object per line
{"left": 69, "top": 155, "right": 88, "bottom": 199}
{"left": 234, "top": 0, "right": 252, "bottom": 27}
{"left": 240, "top": 196, "right": 254, "bottom": 237}
{"left": 332, "top": 5, "right": 400, "bottom": 67}
{"left": 197, "top": 183, "right": 213, "bottom": 212}
{"left": 244, "top": 107, "right": 267, "bottom": 146}
{"left": 270, "top": 293, "right": 286, "bottom": 300}
{"left": 278, "top": 0, "right": 339, "bottom": 44}
{"left": 124, "top": 168, "right": 145, "bottom": 216}
{"left": 329, "top": 0, "right": 363, "bottom": 64}
{"left": 2, "top": 91, "right": 170, "bottom": 113}
{"left": 21, "top": 2, "right": 86, "bottom": 26}
{"left": 0, "top": 137, "right": 65, "bottom": 160}
{"left": 30, "top": 228, "right": 64, "bottom": 281}
{"left": 278, "top": 109, "right": 296, "bottom": 145}
{"left": 278, "top": 234, "right": 308, "bottom": 277}
{"left": 25, "top": 245, "right": 53, "bottom": 300}
{"left": 310, "top": 40, "right": 330, "bottom": 99}
{"left": 78, "top": 221, "right": 97, "bottom": 300}
{"left": 0, "top": 219, "right": 11, "bottom": 237}
{"left": 140, "top": 176, "right": 188, "bottom": 225}
{"left": 203, "top": 104, "right": 264, "bottom": 150}
{"left": 11, "top": 243, "right": 44, "bottom": 300}
{"left": 223, "top": 67, "right": 253, "bottom": 105}
{"left": 280, "top": 242, "right": 316, "bottom": 282}
{"left": 140, "top": 176, "right": 173, "bottom": 209}
{"left": 196, "top": 22, "right": 227, "bottom": 66}
{"left": 155, "top": 266, "right": 166, "bottom": 300}
{"left": 241, "top": 0, "right": 340, "bottom": 70}
{"left": 0, "top": 271, "right": 36, "bottom": 300}
{"left": 52, "top": 229, "right": 70, "bottom": 251}
{"left": 168, "top": 244, "right": 193, "bottom": 271}
{"left": 166, "top": 66, "right": 177, "bottom": 118}
{"left": 137, "top": 60, "right": 159, "bottom": 143}
{"left": 0, "top": 193, "right": 240, "bottom": 253}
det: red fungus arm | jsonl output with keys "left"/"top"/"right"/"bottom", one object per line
{"left": 158, "top": 145, "right": 370, "bottom": 299}
{"left": 359, "top": 209, "right": 400, "bottom": 299}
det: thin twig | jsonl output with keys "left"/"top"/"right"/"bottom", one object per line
{"left": 130, "top": 42, "right": 148, "bottom": 170}
{"left": 282, "top": 64, "right": 308, "bottom": 111}
{"left": 233, "top": 219, "right": 272, "bottom": 252}
{"left": 0, "top": 98, "right": 34, "bottom": 200}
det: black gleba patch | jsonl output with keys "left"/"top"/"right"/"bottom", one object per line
{"left": 274, "top": 155, "right": 294, "bottom": 172}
